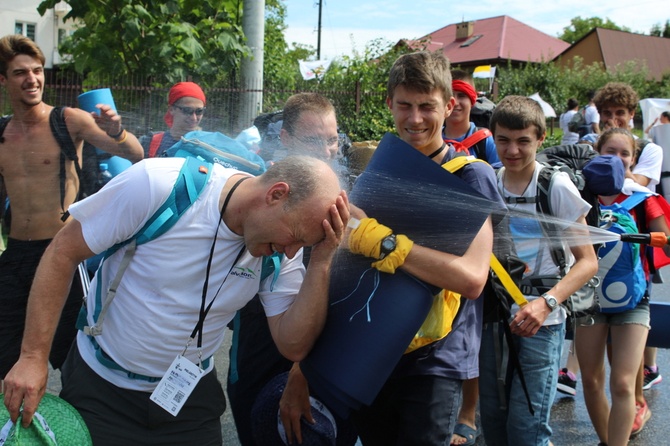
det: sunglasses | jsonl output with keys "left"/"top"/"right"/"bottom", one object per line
{"left": 292, "top": 135, "right": 340, "bottom": 148}
{"left": 174, "top": 105, "right": 206, "bottom": 116}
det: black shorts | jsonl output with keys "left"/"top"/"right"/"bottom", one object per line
{"left": 60, "top": 344, "right": 225, "bottom": 446}
{"left": 0, "top": 238, "right": 84, "bottom": 378}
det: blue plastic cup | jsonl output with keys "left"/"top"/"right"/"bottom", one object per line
{"left": 78, "top": 88, "right": 117, "bottom": 114}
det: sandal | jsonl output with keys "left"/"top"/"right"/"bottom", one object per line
{"left": 450, "top": 423, "right": 480, "bottom": 446}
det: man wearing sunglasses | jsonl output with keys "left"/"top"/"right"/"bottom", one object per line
{"left": 280, "top": 93, "right": 340, "bottom": 161}
{"left": 140, "top": 81, "right": 207, "bottom": 158}
{"left": 227, "top": 92, "right": 356, "bottom": 446}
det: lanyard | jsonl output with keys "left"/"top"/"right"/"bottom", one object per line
{"left": 188, "top": 175, "right": 249, "bottom": 355}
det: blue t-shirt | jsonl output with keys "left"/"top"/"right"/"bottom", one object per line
{"left": 394, "top": 159, "right": 506, "bottom": 380}
{"left": 445, "top": 122, "right": 500, "bottom": 164}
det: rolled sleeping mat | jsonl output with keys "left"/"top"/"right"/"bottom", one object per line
{"left": 301, "top": 133, "right": 498, "bottom": 418}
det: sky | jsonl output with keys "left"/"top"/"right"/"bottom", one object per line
{"left": 283, "top": 1, "right": 669, "bottom": 60}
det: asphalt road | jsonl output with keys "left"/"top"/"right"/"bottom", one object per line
{"left": 44, "top": 266, "right": 670, "bottom": 445}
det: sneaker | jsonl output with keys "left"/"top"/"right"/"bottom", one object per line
{"left": 557, "top": 368, "right": 577, "bottom": 396}
{"left": 630, "top": 400, "right": 651, "bottom": 437}
{"left": 643, "top": 365, "right": 662, "bottom": 390}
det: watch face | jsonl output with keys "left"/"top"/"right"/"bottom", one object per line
{"left": 382, "top": 238, "right": 395, "bottom": 251}
{"left": 544, "top": 295, "right": 558, "bottom": 309}
{"left": 380, "top": 235, "right": 396, "bottom": 258}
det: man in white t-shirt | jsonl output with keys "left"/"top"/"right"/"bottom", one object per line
{"left": 560, "top": 97, "right": 580, "bottom": 144}
{"left": 2, "top": 156, "right": 349, "bottom": 446}
{"left": 594, "top": 83, "right": 663, "bottom": 191}
{"left": 480, "top": 95, "right": 598, "bottom": 446}
{"left": 584, "top": 90, "right": 601, "bottom": 136}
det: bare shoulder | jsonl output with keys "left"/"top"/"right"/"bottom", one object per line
{"left": 61, "top": 106, "right": 97, "bottom": 134}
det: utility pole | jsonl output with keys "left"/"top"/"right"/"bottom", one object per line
{"left": 317, "top": 0, "right": 322, "bottom": 60}
{"left": 238, "top": 0, "right": 265, "bottom": 134}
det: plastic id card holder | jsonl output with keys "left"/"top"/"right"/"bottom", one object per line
{"left": 150, "top": 355, "right": 204, "bottom": 416}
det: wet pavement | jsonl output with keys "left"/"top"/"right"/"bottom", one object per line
{"left": 45, "top": 266, "right": 670, "bottom": 445}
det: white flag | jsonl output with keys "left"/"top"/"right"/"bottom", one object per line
{"left": 299, "top": 60, "right": 332, "bottom": 80}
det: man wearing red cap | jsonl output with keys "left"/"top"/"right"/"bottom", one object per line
{"left": 443, "top": 70, "right": 499, "bottom": 165}
{"left": 140, "top": 81, "right": 207, "bottom": 158}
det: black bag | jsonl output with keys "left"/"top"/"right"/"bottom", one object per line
{"left": 470, "top": 96, "right": 496, "bottom": 129}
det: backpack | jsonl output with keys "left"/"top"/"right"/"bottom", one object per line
{"left": 403, "top": 155, "right": 486, "bottom": 353}
{"left": 0, "top": 107, "right": 105, "bottom": 228}
{"left": 596, "top": 192, "right": 650, "bottom": 313}
{"left": 470, "top": 96, "right": 496, "bottom": 129}
{"left": 147, "top": 132, "right": 165, "bottom": 158}
{"left": 165, "top": 130, "right": 267, "bottom": 176}
{"left": 253, "top": 110, "right": 284, "bottom": 161}
{"left": 77, "top": 157, "right": 282, "bottom": 381}
{"left": 635, "top": 137, "right": 652, "bottom": 165}
{"left": 501, "top": 145, "right": 619, "bottom": 319}
{"left": 444, "top": 127, "right": 492, "bottom": 162}
{"left": 567, "top": 107, "right": 586, "bottom": 133}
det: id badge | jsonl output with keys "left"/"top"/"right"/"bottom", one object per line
{"left": 150, "top": 355, "right": 204, "bottom": 416}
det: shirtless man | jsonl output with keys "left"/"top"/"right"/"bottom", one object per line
{"left": 0, "top": 34, "right": 143, "bottom": 379}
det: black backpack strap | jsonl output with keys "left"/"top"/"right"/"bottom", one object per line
{"left": 0, "top": 116, "right": 13, "bottom": 228}
{"left": 636, "top": 138, "right": 650, "bottom": 165}
{"left": 49, "top": 107, "right": 82, "bottom": 221}
{"left": 0, "top": 115, "right": 11, "bottom": 142}
{"left": 535, "top": 166, "right": 569, "bottom": 275}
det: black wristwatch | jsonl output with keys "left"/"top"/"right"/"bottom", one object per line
{"left": 379, "top": 234, "right": 397, "bottom": 259}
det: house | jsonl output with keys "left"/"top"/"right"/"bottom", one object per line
{"left": 0, "top": 0, "right": 75, "bottom": 68}
{"left": 401, "top": 15, "right": 570, "bottom": 69}
{"left": 554, "top": 27, "right": 670, "bottom": 81}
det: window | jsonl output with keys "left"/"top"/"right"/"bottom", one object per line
{"left": 459, "top": 34, "right": 483, "bottom": 48}
{"left": 15, "top": 22, "right": 36, "bottom": 41}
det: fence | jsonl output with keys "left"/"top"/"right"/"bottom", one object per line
{"left": 0, "top": 70, "right": 388, "bottom": 141}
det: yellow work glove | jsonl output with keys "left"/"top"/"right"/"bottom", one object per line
{"left": 348, "top": 217, "right": 414, "bottom": 273}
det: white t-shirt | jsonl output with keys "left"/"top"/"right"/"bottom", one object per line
{"left": 498, "top": 161, "right": 591, "bottom": 325}
{"left": 559, "top": 110, "right": 579, "bottom": 144}
{"left": 633, "top": 136, "right": 663, "bottom": 191}
{"left": 69, "top": 158, "right": 305, "bottom": 391}
{"left": 584, "top": 104, "right": 600, "bottom": 129}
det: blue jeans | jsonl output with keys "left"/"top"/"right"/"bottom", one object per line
{"left": 352, "top": 375, "right": 461, "bottom": 446}
{"left": 479, "top": 322, "right": 564, "bottom": 446}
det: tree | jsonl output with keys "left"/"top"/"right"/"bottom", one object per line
{"left": 263, "top": 0, "right": 315, "bottom": 101}
{"left": 38, "top": 0, "right": 249, "bottom": 86}
{"left": 558, "top": 16, "right": 630, "bottom": 44}
{"left": 650, "top": 20, "right": 670, "bottom": 38}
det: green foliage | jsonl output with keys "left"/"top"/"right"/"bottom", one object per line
{"left": 558, "top": 16, "right": 630, "bottom": 44}
{"left": 262, "top": 1, "right": 315, "bottom": 103}
{"left": 496, "top": 58, "right": 570, "bottom": 115}
{"left": 650, "top": 20, "right": 670, "bottom": 38}
{"left": 497, "top": 55, "right": 658, "bottom": 121}
{"left": 38, "top": 0, "right": 249, "bottom": 86}
{"left": 316, "top": 39, "right": 412, "bottom": 141}
{"left": 262, "top": 38, "right": 419, "bottom": 141}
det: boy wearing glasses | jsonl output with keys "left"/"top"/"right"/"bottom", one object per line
{"left": 141, "top": 81, "right": 207, "bottom": 158}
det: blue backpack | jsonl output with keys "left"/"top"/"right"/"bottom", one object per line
{"left": 595, "top": 192, "right": 650, "bottom": 313}
{"left": 165, "top": 130, "right": 267, "bottom": 176}
{"left": 78, "top": 157, "right": 281, "bottom": 381}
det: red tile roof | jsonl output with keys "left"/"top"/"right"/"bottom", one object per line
{"left": 411, "top": 15, "right": 569, "bottom": 66}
